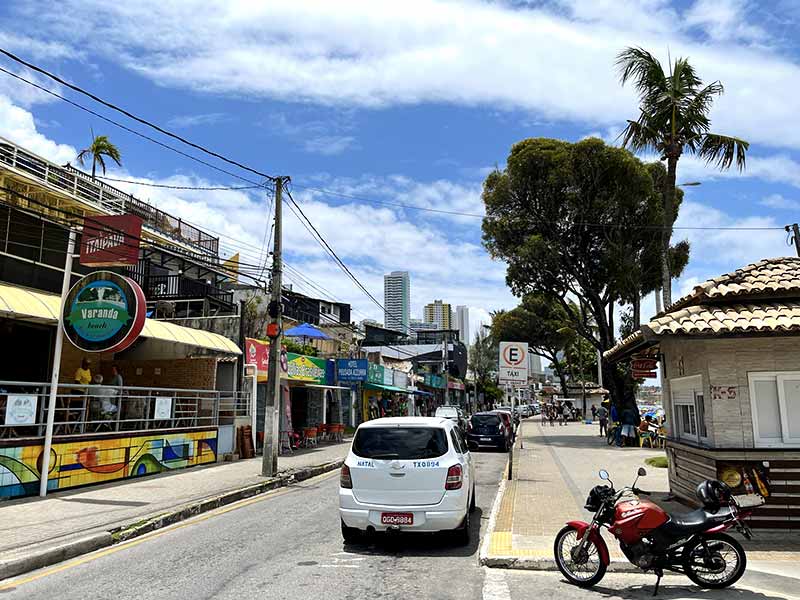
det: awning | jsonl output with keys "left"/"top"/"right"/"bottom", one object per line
{"left": 410, "top": 389, "right": 433, "bottom": 397}
{"left": 364, "top": 382, "right": 407, "bottom": 393}
{"left": 0, "top": 280, "right": 241, "bottom": 355}
{"left": 302, "top": 384, "right": 352, "bottom": 391}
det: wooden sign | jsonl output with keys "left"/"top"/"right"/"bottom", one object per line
{"left": 631, "top": 358, "right": 658, "bottom": 371}
{"left": 632, "top": 370, "right": 658, "bottom": 379}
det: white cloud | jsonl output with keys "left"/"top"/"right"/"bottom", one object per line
{"left": 684, "top": 0, "right": 766, "bottom": 43}
{"left": 665, "top": 152, "right": 800, "bottom": 189}
{"left": 0, "top": 95, "right": 76, "bottom": 164}
{"left": 267, "top": 113, "right": 357, "bottom": 156}
{"left": 13, "top": 0, "right": 800, "bottom": 151}
{"left": 302, "top": 135, "right": 357, "bottom": 156}
{"left": 759, "top": 193, "right": 800, "bottom": 210}
{"left": 166, "top": 113, "right": 228, "bottom": 128}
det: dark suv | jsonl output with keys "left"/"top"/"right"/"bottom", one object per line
{"left": 466, "top": 412, "right": 510, "bottom": 452}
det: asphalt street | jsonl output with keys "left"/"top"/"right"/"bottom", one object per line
{"left": 2, "top": 442, "right": 796, "bottom": 600}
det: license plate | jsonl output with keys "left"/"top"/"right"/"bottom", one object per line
{"left": 381, "top": 512, "right": 413, "bottom": 525}
{"left": 480, "top": 437, "right": 492, "bottom": 441}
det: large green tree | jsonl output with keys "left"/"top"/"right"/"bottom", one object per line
{"left": 77, "top": 132, "right": 122, "bottom": 179}
{"left": 482, "top": 137, "right": 669, "bottom": 406}
{"left": 616, "top": 47, "right": 748, "bottom": 307}
{"left": 468, "top": 328, "right": 501, "bottom": 406}
{"left": 490, "top": 294, "right": 573, "bottom": 393}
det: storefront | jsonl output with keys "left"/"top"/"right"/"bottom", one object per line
{"left": 336, "top": 358, "right": 368, "bottom": 426}
{"left": 418, "top": 373, "right": 446, "bottom": 415}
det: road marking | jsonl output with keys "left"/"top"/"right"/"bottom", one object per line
{"left": 482, "top": 568, "right": 511, "bottom": 600}
{"left": 0, "top": 469, "right": 340, "bottom": 591}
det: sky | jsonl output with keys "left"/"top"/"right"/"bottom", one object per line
{"left": 0, "top": 0, "right": 799, "bottom": 343}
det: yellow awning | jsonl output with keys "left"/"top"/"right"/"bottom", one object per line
{"left": 0, "top": 281, "right": 241, "bottom": 355}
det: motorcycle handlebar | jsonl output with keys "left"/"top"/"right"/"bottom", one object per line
{"left": 633, "top": 488, "right": 651, "bottom": 496}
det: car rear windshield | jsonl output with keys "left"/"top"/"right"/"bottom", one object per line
{"left": 471, "top": 414, "right": 500, "bottom": 427}
{"left": 435, "top": 407, "right": 458, "bottom": 417}
{"left": 352, "top": 427, "right": 448, "bottom": 460}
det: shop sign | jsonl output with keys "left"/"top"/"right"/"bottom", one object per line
{"left": 154, "top": 397, "right": 173, "bottom": 420}
{"left": 5, "top": 394, "right": 37, "bottom": 425}
{"left": 245, "top": 338, "right": 289, "bottom": 382}
{"left": 286, "top": 353, "right": 326, "bottom": 384}
{"left": 337, "top": 358, "right": 368, "bottom": 382}
{"left": 717, "top": 462, "right": 770, "bottom": 498}
{"left": 80, "top": 214, "right": 143, "bottom": 267}
{"left": 393, "top": 371, "right": 409, "bottom": 390}
{"left": 62, "top": 271, "right": 146, "bottom": 353}
{"left": 383, "top": 367, "right": 394, "bottom": 387}
{"left": 447, "top": 380, "right": 465, "bottom": 391}
{"left": 367, "top": 363, "right": 384, "bottom": 385}
{"left": 631, "top": 357, "right": 658, "bottom": 372}
{"left": 632, "top": 370, "right": 658, "bottom": 379}
{"left": 423, "top": 373, "right": 445, "bottom": 389}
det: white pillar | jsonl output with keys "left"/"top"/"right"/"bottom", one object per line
{"left": 40, "top": 230, "right": 75, "bottom": 497}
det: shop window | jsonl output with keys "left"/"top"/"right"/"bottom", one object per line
{"left": 749, "top": 372, "right": 800, "bottom": 447}
{"left": 670, "top": 375, "right": 707, "bottom": 444}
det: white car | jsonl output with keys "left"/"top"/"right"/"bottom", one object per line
{"left": 339, "top": 417, "right": 476, "bottom": 545}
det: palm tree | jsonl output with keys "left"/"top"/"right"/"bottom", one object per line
{"left": 616, "top": 47, "right": 749, "bottom": 307}
{"left": 76, "top": 131, "right": 122, "bottom": 179}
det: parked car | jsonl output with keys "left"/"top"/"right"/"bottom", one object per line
{"left": 494, "top": 406, "right": 520, "bottom": 426}
{"left": 339, "top": 417, "right": 476, "bottom": 545}
{"left": 435, "top": 405, "right": 467, "bottom": 432}
{"left": 519, "top": 405, "right": 532, "bottom": 418}
{"left": 491, "top": 410, "right": 516, "bottom": 442}
{"left": 466, "top": 412, "right": 510, "bottom": 452}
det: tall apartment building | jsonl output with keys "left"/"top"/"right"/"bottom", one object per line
{"left": 423, "top": 299, "right": 452, "bottom": 330}
{"left": 383, "top": 271, "right": 410, "bottom": 333}
{"left": 455, "top": 305, "right": 470, "bottom": 346}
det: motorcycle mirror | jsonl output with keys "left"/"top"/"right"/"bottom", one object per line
{"left": 638, "top": 467, "right": 647, "bottom": 477}
{"left": 599, "top": 469, "right": 609, "bottom": 480}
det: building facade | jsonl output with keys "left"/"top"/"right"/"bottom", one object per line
{"left": 383, "top": 271, "right": 410, "bottom": 334}
{"left": 424, "top": 299, "right": 452, "bottom": 329}
{"left": 455, "top": 305, "right": 470, "bottom": 347}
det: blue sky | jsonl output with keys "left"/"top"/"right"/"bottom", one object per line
{"left": 1, "top": 0, "right": 799, "bottom": 339}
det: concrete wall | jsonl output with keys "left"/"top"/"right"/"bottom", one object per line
{"left": 163, "top": 315, "right": 241, "bottom": 344}
{"left": 99, "top": 357, "right": 218, "bottom": 390}
{"left": 661, "top": 336, "right": 800, "bottom": 449}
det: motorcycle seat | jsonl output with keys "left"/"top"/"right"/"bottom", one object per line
{"left": 661, "top": 506, "right": 733, "bottom": 538}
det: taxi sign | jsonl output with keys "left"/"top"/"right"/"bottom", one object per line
{"left": 499, "top": 341, "right": 528, "bottom": 384}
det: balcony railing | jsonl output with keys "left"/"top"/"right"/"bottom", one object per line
{"left": 131, "top": 273, "right": 234, "bottom": 307}
{"left": 0, "top": 137, "right": 219, "bottom": 256}
{"left": 0, "top": 381, "right": 250, "bottom": 439}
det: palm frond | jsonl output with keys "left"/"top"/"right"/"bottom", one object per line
{"left": 615, "top": 47, "right": 667, "bottom": 101}
{"left": 618, "top": 119, "right": 661, "bottom": 155}
{"left": 95, "top": 154, "right": 107, "bottom": 175}
{"left": 76, "top": 148, "right": 90, "bottom": 166}
{"left": 698, "top": 133, "right": 749, "bottom": 171}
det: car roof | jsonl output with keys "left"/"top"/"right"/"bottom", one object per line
{"left": 356, "top": 416, "right": 453, "bottom": 429}
{"left": 472, "top": 411, "right": 500, "bottom": 416}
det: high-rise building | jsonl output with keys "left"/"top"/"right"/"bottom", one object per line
{"left": 383, "top": 271, "right": 410, "bottom": 333}
{"left": 423, "top": 299, "right": 453, "bottom": 329}
{"left": 455, "top": 305, "right": 470, "bottom": 346}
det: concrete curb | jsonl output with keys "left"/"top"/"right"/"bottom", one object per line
{"left": 0, "top": 459, "right": 344, "bottom": 582}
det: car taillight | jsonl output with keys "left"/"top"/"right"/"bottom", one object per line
{"left": 445, "top": 464, "right": 463, "bottom": 490}
{"left": 467, "top": 421, "right": 473, "bottom": 432}
{"left": 340, "top": 465, "right": 353, "bottom": 489}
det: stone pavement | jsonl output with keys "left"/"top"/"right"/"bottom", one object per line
{"left": 483, "top": 419, "right": 800, "bottom": 570}
{"left": 0, "top": 440, "right": 351, "bottom": 563}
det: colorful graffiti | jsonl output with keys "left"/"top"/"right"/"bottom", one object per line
{"left": 0, "top": 429, "right": 217, "bottom": 499}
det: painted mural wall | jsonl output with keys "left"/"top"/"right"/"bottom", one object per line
{"left": 0, "top": 429, "right": 217, "bottom": 499}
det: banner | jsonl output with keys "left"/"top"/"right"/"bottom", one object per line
{"left": 80, "top": 214, "right": 143, "bottom": 267}
{"left": 286, "top": 353, "right": 326, "bottom": 384}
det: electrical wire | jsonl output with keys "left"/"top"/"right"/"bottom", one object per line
{"left": 0, "top": 48, "right": 277, "bottom": 183}
{"left": 96, "top": 175, "right": 263, "bottom": 191}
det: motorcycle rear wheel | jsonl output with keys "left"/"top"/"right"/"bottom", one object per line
{"left": 683, "top": 532, "right": 747, "bottom": 589}
{"left": 553, "top": 525, "right": 607, "bottom": 587}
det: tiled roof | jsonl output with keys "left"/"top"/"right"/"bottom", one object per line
{"left": 649, "top": 302, "right": 800, "bottom": 335}
{"left": 667, "top": 257, "right": 800, "bottom": 312}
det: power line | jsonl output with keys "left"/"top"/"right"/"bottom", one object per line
{"left": 0, "top": 48, "right": 276, "bottom": 183}
{"left": 96, "top": 176, "right": 263, "bottom": 191}
{"left": 0, "top": 65, "right": 269, "bottom": 189}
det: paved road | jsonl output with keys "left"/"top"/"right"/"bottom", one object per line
{"left": 1, "top": 451, "right": 508, "bottom": 600}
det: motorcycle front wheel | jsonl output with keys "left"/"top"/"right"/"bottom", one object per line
{"left": 683, "top": 532, "right": 747, "bottom": 589}
{"left": 553, "top": 525, "right": 607, "bottom": 587}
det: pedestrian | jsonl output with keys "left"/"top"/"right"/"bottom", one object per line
{"left": 596, "top": 403, "right": 608, "bottom": 437}
{"left": 621, "top": 405, "right": 638, "bottom": 446}
{"left": 610, "top": 402, "right": 622, "bottom": 446}
{"left": 561, "top": 402, "right": 571, "bottom": 426}
{"left": 591, "top": 404, "right": 597, "bottom": 420}
{"left": 548, "top": 404, "right": 556, "bottom": 427}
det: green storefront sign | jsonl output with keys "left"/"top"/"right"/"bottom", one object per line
{"left": 367, "top": 362, "right": 384, "bottom": 385}
{"left": 423, "top": 373, "right": 445, "bottom": 389}
{"left": 286, "top": 352, "right": 326, "bottom": 384}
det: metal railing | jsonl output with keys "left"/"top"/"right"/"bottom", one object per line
{"left": 0, "top": 137, "right": 219, "bottom": 256}
{"left": 131, "top": 273, "right": 234, "bottom": 306}
{"left": 0, "top": 381, "right": 250, "bottom": 439}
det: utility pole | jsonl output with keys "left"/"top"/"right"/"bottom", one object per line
{"left": 262, "top": 177, "right": 284, "bottom": 478}
{"left": 787, "top": 224, "right": 800, "bottom": 257}
{"left": 441, "top": 329, "right": 449, "bottom": 405}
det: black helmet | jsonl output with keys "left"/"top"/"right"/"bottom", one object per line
{"left": 696, "top": 479, "right": 732, "bottom": 511}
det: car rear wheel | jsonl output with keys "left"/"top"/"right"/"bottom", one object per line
{"left": 469, "top": 484, "right": 476, "bottom": 513}
{"left": 341, "top": 519, "right": 361, "bottom": 544}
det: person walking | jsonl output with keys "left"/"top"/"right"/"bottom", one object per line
{"left": 548, "top": 404, "right": 556, "bottom": 427}
{"left": 591, "top": 404, "right": 597, "bottom": 421}
{"left": 561, "top": 402, "right": 571, "bottom": 426}
{"left": 596, "top": 403, "right": 608, "bottom": 437}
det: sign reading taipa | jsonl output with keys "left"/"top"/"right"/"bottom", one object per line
{"left": 80, "top": 214, "right": 143, "bottom": 267}
{"left": 62, "top": 271, "right": 146, "bottom": 353}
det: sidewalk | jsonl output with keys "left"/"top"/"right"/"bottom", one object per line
{"left": 0, "top": 440, "right": 350, "bottom": 578}
{"left": 481, "top": 419, "right": 800, "bottom": 571}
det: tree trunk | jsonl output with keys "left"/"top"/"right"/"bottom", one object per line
{"left": 552, "top": 360, "right": 568, "bottom": 397}
{"left": 662, "top": 154, "right": 679, "bottom": 308}
{"left": 91, "top": 156, "right": 97, "bottom": 180}
{"left": 633, "top": 294, "right": 641, "bottom": 327}
{"left": 608, "top": 299, "right": 614, "bottom": 336}
{"left": 654, "top": 287, "right": 663, "bottom": 314}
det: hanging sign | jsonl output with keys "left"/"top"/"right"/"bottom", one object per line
{"left": 62, "top": 271, "right": 146, "bottom": 353}
{"left": 632, "top": 370, "right": 658, "bottom": 379}
{"left": 80, "top": 214, "right": 143, "bottom": 267}
{"left": 631, "top": 358, "right": 658, "bottom": 372}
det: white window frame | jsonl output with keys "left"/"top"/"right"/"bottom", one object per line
{"left": 670, "top": 375, "right": 708, "bottom": 444}
{"left": 748, "top": 371, "right": 800, "bottom": 448}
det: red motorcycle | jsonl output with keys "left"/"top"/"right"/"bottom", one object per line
{"left": 554, "top": 467, "right": 760, "bottom": 595}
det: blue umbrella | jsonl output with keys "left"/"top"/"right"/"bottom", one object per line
{"left": 284, "top": 322, "right": 331, "bottom": 341}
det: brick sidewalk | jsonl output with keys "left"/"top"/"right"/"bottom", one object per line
{"left": 484, "top": 420, "right": 800, "bottom": 567}
{"left": 0, "top": 441, "right": 350, "bottom": 562}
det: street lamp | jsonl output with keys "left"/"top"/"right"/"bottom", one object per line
{"left": 677, "top": 181, "right": 702, "bottom": 187}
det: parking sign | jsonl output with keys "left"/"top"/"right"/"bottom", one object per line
{"left": 499, "top": 341, "right": 528, "bottom": 384}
